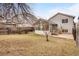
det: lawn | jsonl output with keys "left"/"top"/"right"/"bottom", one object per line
{"left": 0, "top": 32, "right": 79, "bottom": 56}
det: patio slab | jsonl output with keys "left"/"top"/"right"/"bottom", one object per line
{"left": 51, "top": 34, "right": 74, "bottom": 39}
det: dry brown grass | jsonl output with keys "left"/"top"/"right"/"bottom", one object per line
{"left": 0, "top": 32, "right": 79, "bottom": 56}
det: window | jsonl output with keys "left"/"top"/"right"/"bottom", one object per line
{"left": 52, "top": 24, "right": 57, "bottom": 26}
{"left": 62, "top": 19, "right": 68, "bottom": 23}
{"left": 52, "top": 24, "right": 58, "bottom": 30}
{"left": 62, "top": 29, "right": 68, "bottom": 33}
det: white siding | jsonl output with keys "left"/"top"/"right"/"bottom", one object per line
{"left": 49, "top": 13, "right": 74, "bottom": 33}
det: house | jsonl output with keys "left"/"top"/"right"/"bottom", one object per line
{"left": 34, "top": 18, "right": 49, "bottom": 35}
{"left": 0, "top": 18, "right": 17, "bottom": 34}
{"left": 0, "top": 16, "right": 7, "bottom": 34}
{"left": 0, "top": 13, "right": 37, "bottom": 34}
{"left": 12, "top": 13, "right": 37, "bottom": 33}
{"left": 34, "top": 12, "right": 75, "bottom": 35}
{"left": 48, "top": 12, "right": 75, "bottom": 34}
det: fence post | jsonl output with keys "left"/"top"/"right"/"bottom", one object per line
{"left": 76, "top": 23, "right": 79, "bottom": 47}
{"left": 44, "top": 31, "right": 49, "bottom": 41}
{"left": 73, "top": 16, "right": 79, "bottom": 47}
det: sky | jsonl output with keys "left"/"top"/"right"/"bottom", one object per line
{"left": 30, "top": 3, "right": 79, "bottom": 19}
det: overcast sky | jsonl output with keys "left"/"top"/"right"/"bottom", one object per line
{"left": 31, "top": 3, "right": 79, "bottom": 19}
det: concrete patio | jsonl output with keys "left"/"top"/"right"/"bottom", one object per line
{"left": 52, "top": 34, "right": 73, "bottom": 39}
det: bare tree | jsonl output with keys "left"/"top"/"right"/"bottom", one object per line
{"left": 0, "top": 3, "right": 33, "bottom": 24}
{"left": 0, "top": 3, "right": 34, "bottom": 34}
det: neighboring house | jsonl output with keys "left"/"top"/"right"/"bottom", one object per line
{"left": 48, "top": 12, "right": 75, "bottom": 34}
{"left": 12, "top": 13, "right": 37, "bottom": 33}
{"left": 0, "top": 13, "right": 37, "bottom": 34}
{"left": 0, "top": 16, "right": 8, "bottom": 34}
{"left": 4, "top": 22, "right": 17, "bottom": 33}
{"left": 34, "top": 18, "right": 49, "bottom": 35}
{"left": 0, "top": 17, "right": 17, "bottom": 34}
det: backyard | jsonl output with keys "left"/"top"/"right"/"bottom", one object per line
{"left": 0, "top": 32, "right": 79, "bottom": 56}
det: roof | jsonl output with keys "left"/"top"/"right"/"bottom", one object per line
{"left": 39, "top": 18, "right": 48, "bottom": 22}
{"left": 33, "top": 18, "right": 48, "bottom": 25}
{"left": 12, "top": 13, "right": 37, "bottom": 25}
{"left": 48, "top": 12, "right": 75, "bottom": 21}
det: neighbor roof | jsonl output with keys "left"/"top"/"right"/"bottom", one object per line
{"left": 48, "top": 12, "right": 75, "bottom": 21}
{"left": 33, "top": 18, "right": 48, "bottom": 25}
